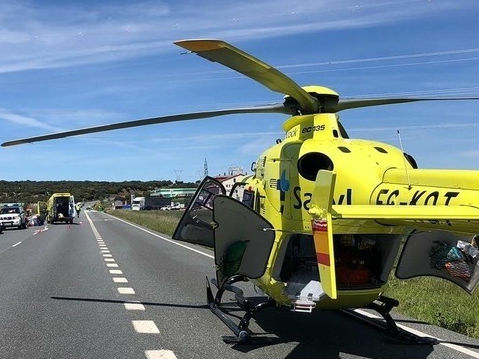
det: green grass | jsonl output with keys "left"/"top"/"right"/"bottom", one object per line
{"left": 109, "top": 209, "right": 182, "bottom": 236}
{"left": 107, "top": 209, "right": 479, "bottom": 338}
{"left": 384, "top": 276, "right": 479, "bottom": 338}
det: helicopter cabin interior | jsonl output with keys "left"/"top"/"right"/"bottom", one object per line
{"left": 274, "top": 233, "right": 402, "bottom": 296}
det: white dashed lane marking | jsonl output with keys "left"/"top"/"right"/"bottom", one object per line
{"left": 145, "top": 350, "right": 177, "bottom": 359}
{"left": 112, "top": 277, "right": 128, "bottom": 283}
{"left": 124, "top": 302, "right": 145, "bottom": 311}
{"left": 86, "top": 211, "right": 178, "bottom": 359}
{"left": 118, "top": 287, "right": 135, "bottom": 294}
{"left": 12, "top": 242, "right": 22, "bottom": 247}
{"left": 132, "top": 320, "right": 160, "bottom": 334}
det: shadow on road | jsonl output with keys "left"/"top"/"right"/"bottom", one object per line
{"left": 51, "top": 295, "right": 478, "bottom": 358}
{"left": 51, "top": 296, "right": 209, "bottom": 309}
{"left": 236, "top": 308, "right": 435, "bottom": 359}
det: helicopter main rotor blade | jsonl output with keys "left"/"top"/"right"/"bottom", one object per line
{"left": 333, "top": 97, "right": 478, "bottom": 112}
{"left": 175, "top": 39, "right": 318, "bottom": 114}
{"left": 1, "top": 104, "right": 288, "bottom": 147}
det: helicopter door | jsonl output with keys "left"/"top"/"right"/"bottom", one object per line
{"left": 172, "top": 177, "right": 226, "bottom": 247}
{"left": 396, "top": 230, "right": 479, "bottom": 294}
{"left": 213, "top": 195, "right": 275, "bottom": 288}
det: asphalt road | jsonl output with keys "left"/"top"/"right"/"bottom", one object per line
{"left": 0, "top": 210, "right": 478, "bottom": 359}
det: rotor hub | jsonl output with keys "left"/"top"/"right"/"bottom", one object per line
{"left": 284, "top": 86, "right": 340, "bottom": 114}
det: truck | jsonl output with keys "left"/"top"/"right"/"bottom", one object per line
{"left": 131, "top": 195, "right": 171, "bottom": 211}
{"left": 131, "top": 196, "right": 145, "bottom": 211}
{"left": 46, "top": 193, "right": 76, "bottom": 224}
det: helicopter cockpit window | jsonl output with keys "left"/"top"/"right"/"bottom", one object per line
{"left": 172, "top": 177, "right": 226, "bottom": 247}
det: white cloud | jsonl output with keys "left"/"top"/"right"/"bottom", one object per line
{"left": 0, "top": 0, "right": 468, "bottom": 73}
{"left": 0, "top": 108, "right": 59, "bottom": 131}
{"left": 458, "top": 150, "right": 479, "bottom": 158}
{"left": 25, "top": 108, "right": 127, "bottom": 126}
{"left": 238, "top": 136, "right": 274, "bottom": 155}
{"left": 348, "top": 122, "right": 478, "bottom": 132}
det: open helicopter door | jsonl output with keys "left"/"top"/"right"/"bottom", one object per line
{"left": 213, "top": 195, "right": 275, "bottom": 288}
{"left": 172, "top": 176, "right": 226, "bottom": 247}
{"left": 396, "top": 231, "right": 479, "bottom": 293}
{"left": 310, "top": 170, "right": 338, "bottom": 299}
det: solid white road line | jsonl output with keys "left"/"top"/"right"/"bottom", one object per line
{"left": 113, "top": 277, "right": 128, "bottom": 283}
{"left": 103, "top": 212, "right": 214, "bottom": 259}
{"left": 85, "top": 211, "right": 102, "bottom": 240}
{"left": 118, "top": 287, "right": 135, "bottom": 294}
{"left": 132, "top": 320, "right": 160, "bottom": 334}
{"left": 106, "top": 263, "right": 119, "bottom": 268}
{"left": 145, "top": 350, "right": 177, "bottom": 359}
{"left": 124, "top": 302, "right": 145, "bottom": 311}
{"left": 12, "top": 242, "right": 22, "bottom": 247}
{"left": 109, "top": 269, "right": 123, "bottom": 274}
{"left": 354, "top": 309, "right": 479, "bottom": 358}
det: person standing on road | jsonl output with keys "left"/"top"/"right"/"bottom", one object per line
{"left": 75, "top": 203, "right": 81, "bottom": 218}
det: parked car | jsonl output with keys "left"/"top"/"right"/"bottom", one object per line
{"left": 0, "top": 205, "right": 27, "bottom": 229}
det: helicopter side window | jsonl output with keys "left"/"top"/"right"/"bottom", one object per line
{"left": 241, "top": 190, "right": 255, "bottom": 209}
{"left": 229, "top": 182, "right": 255, "bottom": 209}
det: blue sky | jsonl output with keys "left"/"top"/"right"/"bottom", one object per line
{"left": 0, "top": 0, "right": 477, "bottom": 181}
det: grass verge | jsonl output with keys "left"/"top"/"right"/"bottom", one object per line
{"left": 107, "top": 209, "right": 478, "bottom": 338}
{"left": 384, "top": 275, "right": 478, "bottom": 338}
{"left": 109, "top": 209, "right": 182, "bottom": 236}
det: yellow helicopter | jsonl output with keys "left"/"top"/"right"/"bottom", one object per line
{"left": 2, "top": 40, "right": 479, "bottom": 344}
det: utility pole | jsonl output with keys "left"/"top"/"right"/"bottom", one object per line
{"left": 174, "top": 169, "right": 184, "bottom": 182}
{"left": 204, "top": 158, "right": 208, "bottom": 178}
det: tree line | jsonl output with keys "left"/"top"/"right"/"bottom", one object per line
{"left": 0, "top": 180, "right": 198, "bottom": 204}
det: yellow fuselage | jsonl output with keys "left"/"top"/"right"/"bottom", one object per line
{"left": 243, "top": 113, "right": 478, "bottom": 308}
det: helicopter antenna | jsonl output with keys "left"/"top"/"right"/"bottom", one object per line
{"left": 397, "top": 130, "right": 411, "bottom": 190}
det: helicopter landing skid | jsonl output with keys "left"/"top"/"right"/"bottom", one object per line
{"left": 206, "top": 276, "right": 275, "bottom": 344}
{"left": 343, "top": 295, "right": 438, "bottom": 345}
